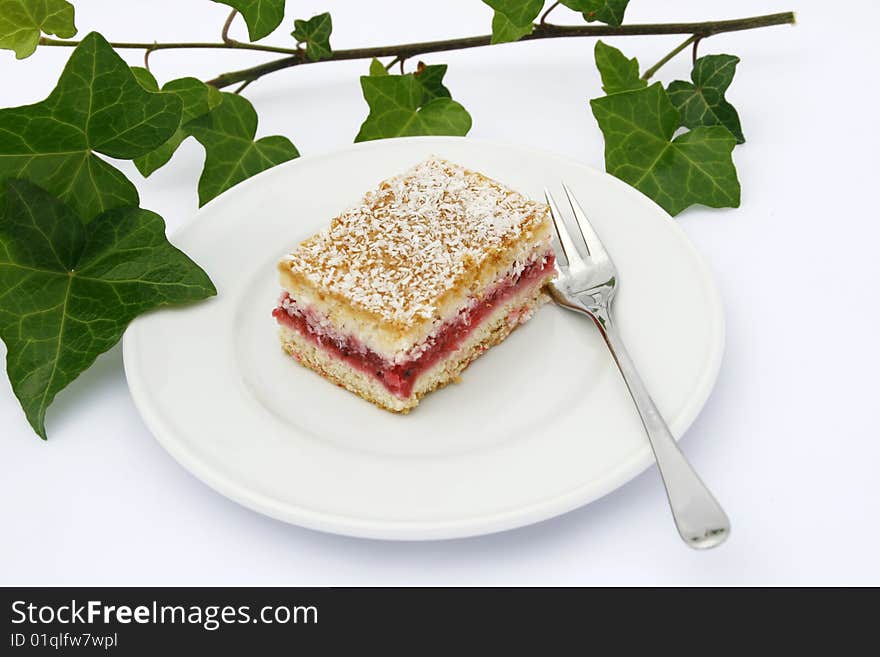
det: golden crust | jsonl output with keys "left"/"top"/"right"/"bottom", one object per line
{"left": 278, "top": 157, "right": 551, "bottom": 335}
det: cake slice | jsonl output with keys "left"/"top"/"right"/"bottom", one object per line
{"left": 273, "top": 156, "right": 556, "bottom": 412}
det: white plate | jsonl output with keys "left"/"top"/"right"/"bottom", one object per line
{"left": 123, "top": 137, "right": 724, "bottom": 540}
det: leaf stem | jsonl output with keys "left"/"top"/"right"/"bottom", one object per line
{"left": 143, "top": 43, "right": 157, "bottom": 70}
{"left": 233, "top": 78, "right": 254, "bottom": 94}
{"left": 221, "top": 9, "right": 238, "bottom": 45}
{"left": 540, "top": 1, "right": 561, "bottom": 26}
{"left": 692, "top": 35, "right": 703, "bottom": 64}
{"left": 641, "top": 35, "right": 697, "bottom": 81}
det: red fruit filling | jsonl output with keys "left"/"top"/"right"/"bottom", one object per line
{"left": 273, "top": 253, "right": 555, "bottom": 398}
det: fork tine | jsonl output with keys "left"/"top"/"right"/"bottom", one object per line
{"left": 562, "top": 182, "right": 609, "bottom": 261}
{"left": 544, "top": 188, "right": 580, "bottom": 269}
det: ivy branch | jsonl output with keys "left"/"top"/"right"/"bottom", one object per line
{"left": 35, "top": 11, "right": 796, "bottom": 90}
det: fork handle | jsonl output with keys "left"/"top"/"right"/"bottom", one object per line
{"left": 589, "top": 306, "right": 730, "bottom": 549}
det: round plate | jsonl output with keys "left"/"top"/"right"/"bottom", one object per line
{"left": 123, "top": 137, "right": 724, "bottom": 540}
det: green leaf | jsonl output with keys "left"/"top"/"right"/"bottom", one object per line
{"left": 482, "top": 0, "right": 543, "bottom": 44}
{"left": 0, "top": 0, "right": 76, "bottom": 59}
{"left": 354, "top": 68, "right": 472, "bottom": 143}
{"left": 369, "top": 58, "right": 389, "bottom": 76}
{"left": 291, "top": 12, "right": 332, "bottom": 62}
{"left": 414, "top": 62, "right": 452, "bottom": 101}
{"left": 667, "top": 54, "right": 745, "bottom": 144}
{"left": 0, "top": 32, "right": 182, "bottom": 222}
{"left": 590, "top": 82, "right": 740, "bottom": 215}
{"left": 560, "top": 0, "right": 629, "bottom": 27}
{"left": 129, "top": 65, "right": 160, "bottom": 91}
{"left": 0, "top": 179, "right": 215, "bottom": 438}
{"left": 132, "top": 74, "right": 225, "bottom": 177}
{"left": 594, "top": 40, "right": 645, "bottom": 95}
{"left": 212, "top": 0, "right": 286, "bottom": 41}
{"left": 186, "top": 92, "right": 299, "bottom": 205}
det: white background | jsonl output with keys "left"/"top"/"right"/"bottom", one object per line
{"left": 1, "top": 0, "right": 878, "bottom": 585}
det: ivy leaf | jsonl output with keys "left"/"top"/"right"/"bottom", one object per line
{"left": 129, "top": 66, "right": 159, "bottom": 90}
{"left": 560, "top": 0, "right": 629, "bottom": 27}
{"left": 212, "top": 0, "right": 285, "bottom": 41}
{"left": 414, "top": 62, "right": 452, "bottom": 101}
{"left": 186, "top": 92, "right": 299, "bottom": 205}
{"left": 291, "top": 12, "right": 332, "bottom": 62}
{"left": 130, "top": 69, "right": 224, "bottom": 177}
{"left": 0, "top": 32, "right": 182, "bottom": 222}
{"left": 482, "top": 0, "right": 543, "bottom": 44}
{"left": 590, "top": 82, "right": 740, "bottom": 215}
{"left": 594, "top": 40, "right": 646, "bottom": 95}
{"left": 354, "top": 67, "right": 472, "bottom": 143}
{"left": 369, "top": 59, "right": 451, "bottom": 100}
{"left": 369, "top": 58, "right": 389, "bottom": 76}
{"left": 667, "top": 54, "right": 745, "bottom": 144}
{"left": 0, "top": 179, "right": 216, "bottom": 439}
{"left": 0, "top": 0, "right": 76, "bottom": 59}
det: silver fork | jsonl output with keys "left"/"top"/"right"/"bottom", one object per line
{"left": 544, "top": 184, "right": 730, "bottom": 549}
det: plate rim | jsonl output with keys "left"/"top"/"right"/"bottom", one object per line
{"left": 123, "top": 135, "right": 725, "bottom": 540}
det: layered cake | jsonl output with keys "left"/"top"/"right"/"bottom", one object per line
{"left": 273, "top": 156, "right": 556, "bottom": 412}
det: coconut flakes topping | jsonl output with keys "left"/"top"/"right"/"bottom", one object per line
{"left": 282, "top": 156, "right": 547, "bottom": 327}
